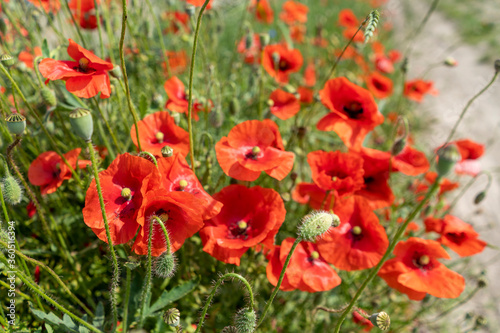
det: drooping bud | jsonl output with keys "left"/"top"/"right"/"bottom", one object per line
{"left": 5, "top": 113, "right": 26, "bottom": 135}
{"left": 369, "top": 312, "right": 390, "bottom": 331}
{"left": 2, "top": 175, "right": 23, "bottom": 205}
{"left": 436, "top": 144, "right": 461, "bottom": 177}
{"left": 154, "top": 252, "right": 177, "bottom": 278}
{"left": 391, "top": 137, "right": 406, "bottom": 156}
{"left": 444, "top": 57, "right": 458, "bottom": 67}
{"left": 0, "top": 54, "right": 16, "bottom": 67}
{"left": 298, "top": 211, "right": 340, "bottom": 242}
{"left": 477, "top": 276, "right": 487, "bottom": 288}
{"left": 163, "top": 308, "right": 180, "bottom": 327}
{"left": 109, "top": 66, "right": 123, "bottom": 79}
{"left": 259, "top": 33, "right": 270, "bottom": 47}
{"left": 234, "top": 307, "right": 256, "bottom": 333}
{"left": 209, "top": 106, "right": 224, "bottom": 128}
{"left": 229, "top": 98, "right": 240, "bottom": 115}
{"left": 474, "top": 191, "right": 486, "bottom": 204}
{"left": 69, "top": 108, "right": 93, "bottom": 142}
{"left": 161, "top": 145, "right": 174, "bottom": 157}
{"left": 283, "top": 84, "right": 296, "bottom": 94}
{"left": 40, "top": 86, "right": 57, "bottom": 107}
{"left": 494, "top": 59, "right": 500, "bottom": 73}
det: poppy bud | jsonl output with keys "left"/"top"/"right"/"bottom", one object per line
{"left": 161, "top": 146, "right": 174, "bottom": 157}
{"left": 221, "top": 327, "right": 238, "bottom": 333}
{"left": 298, "top": 211, "right": 340, "bottom": 242}
{"left": 283, "top": 84, "right": 296, "bottom": 94}
{"left": 259, "top": 33, "right": 270, "bottom": 47}
{"left": 436, "top": 144, "right": 461, "bottom": 177}
{"left": 185, "top": 5, "right": 195, "bottom": 17}
{"left": 0, "top": 54, "right": 15, "bottom": 67}
{"left": 2, "top": 175, "right": 23, "bottom": 205}
{"left": 474, "top": 315, "right": 487, "bottom": 328}
{"left": 245, "top": 34, "right": 253, "bottom": 49}
{"left": 444, "top": 57, "right": 458, "bottom": 67}
{"left": 234, "top": 307, "right": 256, "bottom": 333}
{"left": 40, "top": 86, "right": 57, "bottom": 107}
{"left": 154, "top": 252, "right": 177, "bottom": 278}
{"left": 69, "top": 108, "right": 93, "bottom": 142}
{"left": 109, "top": 66, "right": 123, "bottom": 79}
{"left": 229, "top": 98, "right": 240, "bottom": 115}
{"left": 494, "top": 59, "right": 500, "bottom": 73}
{"left": 5, "top": 113, "right": 26, "bottom": 135}
{"left": 369, "top": 311, "right": 390, "bottom": 331}
{"left": 163, "top": 308, "right": 180, "bottom": 327}
{"left": 391, "top": 137, "right": 406, "bottom": 156}
{"left": 209, "top": 106, "right": 224, "bottom": 128}
{"left": 474, "top": 191, "right": 486, "bottom": 204}
{"left": 477, "top": 276, "right": 487, "bottom": 288}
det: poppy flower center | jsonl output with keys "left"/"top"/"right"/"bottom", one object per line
{"left": 155, "top": 131, "right": 164, "bottom": 143}
{"left": 373, "top": 79, "right": 386, "bottom": 91}
{"left": 158, "top": 212, "right": 169, "bottom": 223}
{"left": 121, "top": 187, "right": 132, "bottom": 201}
{"left": 246, "top": 146, "right": 261, "bottom": 160}
{"left": 364, "top": 176, "right": 375, "bottom": 184}
{"left": 278, "top": 59, "right": 289, "bottom": 70}
{"left": 237, "top": 220, "right": 248, "bottom": 230}
{"left": 343, "top": 101, "right": 364, "bottom": 119}
{"left": 417, "top": 255, "right": 430, "bottom": 266}
{"left": 79, "top": 58, "right": 90, "bottom": 71}
{"left": 310, "top": 251, "right": 320, "bottom": 260}
{"left": 352, "top": 226, "right": 362, "bottom": 235}
{"left": 228, "top": 220, "right": 251, "bottom": 239}
{"left": 445, "top": 232, "right": 466, "bottom": 245}
{"left": 178, "top": 179, "right": 188, "bottom": 190}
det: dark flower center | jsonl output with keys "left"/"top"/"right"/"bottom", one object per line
{"left": 445, "top": 232, "right": 467, "bottom": 245}
{"left": 412, "top": 253, "right": 433, "bottom": 270}
{"left": 228, "top": 220, "right": 251, "bottom": 240}
{"left": 349, "top": 226, "right": 364, "bottom": 242}
{"left": 245, "top": 146, "right": 261, "bottom": 160}
{"left": 278, "top": 59, "right": 289, "bottom": 71}
{"left": 308, "top": 251, "right": 320, "bottom": 262}
{"left": 343, "top": 101, "right": 364, "bottom": 119}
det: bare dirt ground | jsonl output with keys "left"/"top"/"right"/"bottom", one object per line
{"left": 388, "top": 0, "right": 500, "bottom": 331}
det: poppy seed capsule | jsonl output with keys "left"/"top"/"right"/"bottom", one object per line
{"left": 5, "top": 113, "right": 26, "bottom": 135}
{"left": 78, "top": 58, "right": 90, "bottom": 71}
{"left": 298, "top": 211, "right": 340, "bottom": 242}
{"left": 369, "top": 312, "right": 390, "bottom": 330}
{"left": 161, "top": 145, "right": 174, "bottom": 157}
{"left": 437, "top": 144, "right": 461, "bottom": 177}
{"left": 121, "top": 187, "right": 132, "bottom": 200}
{"left": 0, "top": 54, "right": 15, "bottom": 67}
{"left": 69, "top": 108, "right": 93, "bottom": 142}
{"left": 2, "top": 175, "right": 23, "bottom": 205}
{"left": 155, "top": 131, "right": 164, "bottom": 143}
{"left": 154, "top": 252, "right": 177, "bottom": 278}
{"left": 163, "top": 308, "right": 180, "bottom": 327}
{"left": 474, "top": 191, "right": 486, "bottom": 204}
{"left": 235, "top": 308, "right": 257, "bottom": 333}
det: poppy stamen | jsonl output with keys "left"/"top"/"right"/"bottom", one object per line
{"left": 343, "top": 101, "right": 364, "bottom": 119}
{"left": 417, "top": 255, "right": 430, "bottom": 266}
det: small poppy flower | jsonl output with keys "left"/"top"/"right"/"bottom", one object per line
{"left": 68, "top": 0, "right": 98, "bottom": 12}
{"left": 279, "top": 1, "right": 308, "bottom": 25}
{"left": 290, "top": 24, "right": 306, "bottom": 43}
{"left": 164, "top": 11, "right": 190, "bottom": 34}
{"left": 26, "top": 0, "right": 61, "bottom": 13}
{"left": 365, "top": 72, "right": 393, "bottom": 99}
{"left": 338, "top": 9, "right": 359, "bottom": 28}
{"left": 317, "top": 196, "right": 389, "bottom": 271}
{"left": 269, "top": 89, "right": 300, "bottom": 120}
{"left": 424, "top": 215, "right": 487, "bottom": 257}
{"left": 307, "top": 150, "right": 365, "bottom": 196}
{"left": 130, "top": 111, "right": 190, "bottom": 157}
{"left": 318, "top": 77, "right": 384, "bottom": 150}
{"left": 391, "top": 145, "right": 430, "bottom": 176}
{"left": 68, "top": 0, "right": 99, "bottom": 29}
{"left": 343, "top": 27, "right": 365, "bottom": 43}
{"left": 297, "top": 86, "right": 314, "bottom": 104}
{"left": 451, "top": 139, "right": 484, "bottom": 176}
{"left": 215, "top": 119, "right": 295, "bottom": 181}
{"left": 163, "top": 76, "right": 212, "bottom": 120}
{"left": 413, "top": 172, "right": 459, "bottom": 199}
{"left": 186, "top": 0, "right": 212, "bottom": 9}
{"left": 163, "top": 50, "right": 188, "bottom": 75}
{"left": 18, "top": 47, "right": 42, "bottom": 69}
{"left": 404, "top": 79, "right": 438, "bottom": 102}
{"left": 28, "top": 148, "right": 90, "bottom": 195}
{"left": 292, "top": 182, "right": 335, "bottom": 211}
{"left": 200, "top": 185, "right": 285, "bottom": 265}
{"left": 262, "top": 44, "right": 303, "bottom": 84}
{"left": 378, "top": 237, "right": 465, "bottom": 300}
{"left": 250, "top": 0, "right": 274, "bottom": 24}
{"left": 38, "top": 39, "right": 113, "bottom": 99}
{"left": 237, "top": 33, "right": 262, "bottom": 65}
{"left": 132, "top": 191, "right": 205, "bottom": 256}
{"left": 266, "top": 238, "right": 341, "bottom": 292}
{"left": 83, "top": 153, "right": 158, "bottom": 245}
{"left": 303, "top": 61, "right": 316, "bottom": 87}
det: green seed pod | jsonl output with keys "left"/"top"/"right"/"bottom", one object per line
{"left": 391, "top": 137, "right": 406, "bottom": 156}
{"left": 153, "top": 252, "right": 176, "bottom": 278}
{"left": 298, "top": 211, "right": 340, "bottom": 242}
{"left": 40, "top": 86, "right": 57, "bottom": 107}
{"left": 436, "top": 144, "right": 461, "bottom": 177}
{"left": 2, "top": 175, "right": 23, "bottom": 205}
{"left": 369, "top": 312, "right": 390, "bottom": 331}
{"left": 163, "top": 308, "right": 180, "bottom": 327}
{"left": 69, "top": 108, "right": 93, "bottom": 142}
{"left": 234, "top": 308, "right": 256, "bottom": 333}
{"left": 229, "top": 98, "right": 240, "bottom": 116}
{"left": 209, "top": 106, "right": 224, "bottom": 128}
{"left": 474, "top": 191, "right": 486, "bottom": 204}
{"left": 0, "top": 54, "right": 15, "bottom": 67}
{"left": 221, "top": 327, "right": 238, "bottom": 333}
{"left": 161, "top": 146, "right": 174, "bottom": 158}
{"left": 5, "top": 113, "right": 26, "bottom": 135}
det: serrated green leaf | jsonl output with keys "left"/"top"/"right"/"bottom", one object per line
{"left": 63, "top": 314, "right": 78, "bottom": 330}
{"left": 92, "top": 302, "right": 105, "bottom": 329}
{"left": 146, "top": 276, "right": 200, "bottom": 316}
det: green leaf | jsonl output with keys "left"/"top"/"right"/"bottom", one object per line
{"left": 146, "top": 276, "right": 200, "bottom": 316}
{"left": 138, "top": 92, "right": 149, "bottom": 119}
{"left": 30, "top": 306, "right": 79, "bottom": 333}
{"left": 42, "top": 39, "right": 50, "bottom": 58}
{"left": 93, "top": 302, "right": 105, "bottom": 330}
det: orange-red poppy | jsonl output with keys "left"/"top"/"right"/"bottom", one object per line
{"left": 303, "top": 61, "right": 316, "bottom": 87}
{"left": 269, "top": 89, "right": 300, "bottom": 120}
{"left": 200, "top": 185, "right": 285, "bottom": 265}
{"left": 250, "top": 0, "right": 274, "bottom": 24}
{"left": 163, "top": 50, "right": 188, "bottom": 75}
{"left": 163, "top": 11, "right": 190, "bottom": 34}
{"left": 267, "top": 238, "right": 341, "bottom": 292}
{"left": 451, "top": 139, "right": 485, "bottom": 176}
{"left": 262, "top": 44, "right": 303, "bottom": 84}
{"left": 130, "top": 111, "right": 190, "bottom": 157}
{"left": 38, "top": 39, "right": 113, "bottom": 99}
{"left": 378, "top": 237, "right": 465, "bottom": 300}
{"left": 237, "top": 33, "right": 262, "bottom": 65}
{"left": 18, "top": 47, "right": 42, "bottom": 69}
{"left": 290, "top": 24, "right": 306, "bottom": 43}
{"left": 297, "top": 86, "right": 314, "bottom": 104}
{"left": 186, "top": 0, "right": 212, "bottom": 9}
{"left": 404, "top": 79, "right": 438, "bottom": 102}
{"left": 26, "top": 0, "right": 61, "bottom": 13}
{"left": 28, "top": 148, "right": 90, "bottom": 195}
{"left": 343, "top": 27, "right": 365, "bottom": 43}
{"left": 292, "top": 182, "right": 335, "bottom": 211}
{"left": 318, "top": 77, "right": 384, "bottom": 150}
{"left": 163, "top": 76, "right": 212, "bottom": 120}
{"left": 365, "top": 72, "right": 393, "bottom": 99}
{"left": 215, "top": 120, "right": 295, "bottom": 181}
{"left": 338, "top": 9, "right": 359, "bottom": 28}
{"left": 392, "top": 145, "right": 430, "bottom": 176}
{"left": 279, "top": 1, "right": 308, "bottom": 25}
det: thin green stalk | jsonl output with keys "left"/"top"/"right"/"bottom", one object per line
{"left": 119, "top": 0, "right": 142, "bottom": 151}
{"left": 92, "top": 98, "right": 120, "bottom": 158}
{"left": 333, "top": 177, "right": 442, "bottom": 332}
{"left": 94, "top": 0, "right": 105, "bottom": 58}
{"left": 87, "top": 140, "right": 120, "bottom": 327}
{"left": 404, "top": 0, "right": 440, "bottom": 57}
{"left": 256, "top": 237, "right": 302, "bottom": 327}
{"left": 122, "top": 267, "right": 132, "bottom": 333}
{"left": 138, "top": 216, "right": 155, "bottom": 328}
{"left": 144, "top": 0, "right": 170, "bottom": 76}
{"left": 186, "top": 0, "right": 211, "bottom": 173}
{"left": 156, "top": 218, "right": 172, "bottom": 255}
{"left": 63, "top": 0, "right": 88, "bottom": 48}
{"left": 431, "top": 286, "right": 481, "bottom": 322}
{"left": 194, "top": 273, "right": 256, "bottom": 333}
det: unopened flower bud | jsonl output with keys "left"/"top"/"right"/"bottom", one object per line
{"left": 161, "top": 145, "right": 174, "bottom": 157}
{"left": 477, "top": 277, "right": 487, "bottom": 288}
{"left": 283, "top": 84, "right": 296, "bottom": 94}
{"left": 185, "top": 5, "right": 195, "bottom": 17}
{"left": 298, "top": 211, "right": 340, "bottom": 242}
{"left": 369, "top": 311, "right": 390, "bottom": 331}
{"left": 494, "top": 59, "right": 500, "bottom": 73}
{"left": 474, "top": 191, "right": 486, "bottom": 204}
{"left": 437, "top": 144, "right": 461, "bottom": 177}
{"left": 154, "top": 252, "right": 177, "bottom": 278}
{"left": 391, "top": 137, "right": 406, "bottom": 156}
{"left": 163, "top": 308, "right": 180, "bottom": 327}
{"left": 109, "top": 66, "right": 123, "bottom": 79}
{"left": 40, "top": 86, "right": 57, "bottom": 107}
{"left": 69, "top": 108, "right": 93, "bottom": 142}
{"left": 2, "top": 175, "right": 23, "bottom": 205}
{"left": 0, "top": 54, "right": 15, "bottom": 67}
{"left": 235, "top": 308, "right": 256, "bottom": 333}
{"left": 444, "top": 57, "right": 458, "bottom": 67}
{"left": 229, "top": 98, "right": 240, "bottom": 115}
{"left": 5, "top": 113, "right": 26, "bottom": 135}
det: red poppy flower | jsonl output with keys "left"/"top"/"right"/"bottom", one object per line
{"left": 130, "top": 111, "right": 189, "bottom": 157}
{"left": 392, "top": 145, "right": 430, "bottom": 176}
{"left": 451, "top": 139, "right": 484, "bottom": 176}
{"left": 163, "top": 76, "right": 212, "bottom": 120}
{"left": 269, "top": 89, "right": 300, "bottom": 120}
{"left": 132, "top": 191, "right": 205, "bottom": 256}
{"left": 250, "top": 0, "right": 274, "bottom": 24}
{"left": 303, "top": 61, "right": 316, "bottom": 87}
{"left": 200, "top": 185, "right": 285, "bottom": 265}
{"left": 292, "top": 182, "right": 335, "bottom": 211}
{"left": 413, "top": 172, "right": 459, "bottom": 199}
{"left": 290, "top": 24, "right": 306, "bottom": 43}
{"left": 365, "top": 72, "right": 393, "bottom": 99}
{"left": 18, "top": 47, "right": 42, "bottom": 69}
{"left": 267, "top": 238, "right": 341, "bottom": 292}
{"left": 26, "top": 0, "right": 60, "bottom": 13}
{"left": 424, "top": 215, "right": 487, "bottom": 257}
{"left": 307, "top": 150, "right": 364, "bottom": 196}
{"left": 157, "top": 154, "right": 223, "bottom": 220}
{"left": 38, "top": 39, "right": 113, "bottom": 99}
{"left": 318, "top": 77, "right": 384, "bottom": 150}
{"left": 353, "top": 309, "right": 374, "bottom": 332}
{"left": 404, "top": 79, "right": 438, "bottom": 102}
{"left": 83, "top": 153, "right": 158, "bottom": 245}
{"left": 279, "top": 1, "right": 308, "bottom": 25}
{"left": 186, "top": 0, "right": 212, "bottom": 9}
{"left": 215, "top": 119, "right": 295, "bottom": 181}
{"left": 69, "top": 0, "right": 100, "bottom": 29}
{"left": 338, "top": 9, "right": 359, "bottom": 28}
{"left": 27, "top": 201, "right": 37, "bottom": 218}
{"left": 237, "top": 33, "right": 262, "bottom": 65}
{"left": 343, "top": 27, "right": 365, "bottom": 43}
{"left": 163, "top": 50, "right": 188, "bottom": 75}
{"left": 262, "top": 44, "right": 303, "bottom": 84}
{"left": 68, "top": 0, "right": 98, "bottom": 12}
{"left": 317, "top": 196, "right": 389, "bottom": 271}
{"left": 378, "top": 237, "right": 465, "bottom": 300}
{"left": 28, "top": 148, "right": 90, "bottom": 195}
{"left": 164, "top": 11, "right": 190, "bottom": 34}
{"left": 297, "top": 86, "right": 314, "bottom": 104}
